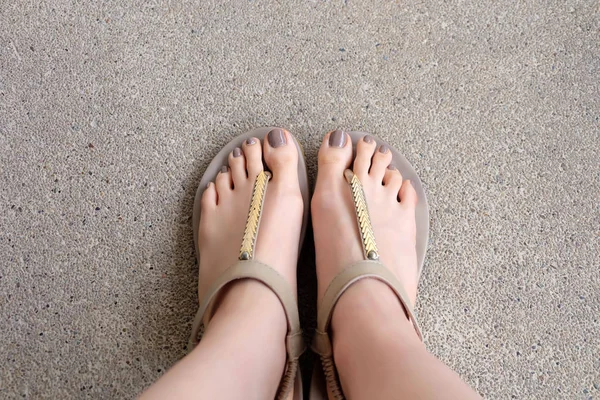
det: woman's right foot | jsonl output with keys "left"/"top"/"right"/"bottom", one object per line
{"left": 311, "top": 132, "right": 483, "bottom": 400}
{"left": 311, "top": 129, "right": 427, "bottom": 398}
{"left": 311, "top": 130, "right": 420, "bottom": 312}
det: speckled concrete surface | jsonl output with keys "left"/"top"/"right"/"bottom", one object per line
{"left": 1, "top": 1, "right": 599, "bottom": 399}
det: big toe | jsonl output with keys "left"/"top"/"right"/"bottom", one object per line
{"left": 316, "top": 130, "right": 353, "bottom": 183}
{"left": 263, "top": 128, "right": 300, "bottom": 189}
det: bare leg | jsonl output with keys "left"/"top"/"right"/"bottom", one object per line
{"left": 141, "top": 129, "right": 304, "bottom": 400}
{"left": 331, "top": 281, "right": 481, "bottom": 399}
{"left": 312, "top": 130, "right": 481, "bottom": 399}
{"left": 141, "top": 281, "right": 287, "bottom": 399}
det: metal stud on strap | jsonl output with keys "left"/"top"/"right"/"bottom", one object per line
{"left": 239, "top": 170, "right": 272, "bottom": 260}
{"left": 344, "top": 169, "right": 379, "bottom": 261}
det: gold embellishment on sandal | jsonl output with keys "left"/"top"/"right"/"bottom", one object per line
{"left": 239, "top": 170, "right": 272, "bottom": 260}
{"left": 344, "top": 169, "right": 379, "bottom": 261}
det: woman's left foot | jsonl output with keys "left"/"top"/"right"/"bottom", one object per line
{"left": 197, "top": 128, "right": 304, "bottom": 304}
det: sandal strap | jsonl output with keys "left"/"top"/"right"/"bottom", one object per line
{"left": 240, "top": 170, "right": 271, "bottom": 260}
{"left": 311, "top": 261, "right": 422, "bottom": 400}
{"left": 189, "top": 260, "right": 303, "bottom": 351}
{"left": 344, "top": 169, "right": 381, "bottom": 260}
{"left": 312, "top": 260, "right": 422, "bottom": 357}
{"left": 189, "top": 260, "right": 304, "bottom": 398}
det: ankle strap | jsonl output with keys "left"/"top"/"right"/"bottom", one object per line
{"left": 189, "top": 260, "right": 304, "bottom": 357}
{"left": 312, "top": 260, "right": 422, "bottom": 358}
{"left": 189, "top": 260, "right": 305, "bottom": 399}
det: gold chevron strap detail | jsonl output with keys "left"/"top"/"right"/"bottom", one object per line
{"left": 239, "top": 170, "right": 272, "bottom": 260}
{"left": 344, "top": 169, "right": 379, "bottom": 260}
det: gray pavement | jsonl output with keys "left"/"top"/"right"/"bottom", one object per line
{"left": 1, "top": 1, "right": 599, "bottom": 398}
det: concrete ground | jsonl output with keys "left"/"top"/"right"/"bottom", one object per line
{"left": 1, "top": 0, "right": 599, "bottom": 398}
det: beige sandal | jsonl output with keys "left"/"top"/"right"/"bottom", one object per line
{"left": 189, "top": 127, "right": 310, "bottom": 400}
{"left": 310, "top": 132, "right": 430, "bottom": 399}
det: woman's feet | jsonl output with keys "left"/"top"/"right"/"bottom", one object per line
{"left": 144, "top": 128, "right": 481, "bottom": 400}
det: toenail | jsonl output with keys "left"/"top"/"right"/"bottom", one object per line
{"left": 233, "top": 147, "right": 242, "bottom": 158}
{"left": 379, "top": 145, "right": 389, "bottom": 154}
{"left": 220, "top": 166, "right": 228, "bottom": 173}
{"left": 363, "top": 135, "right": 374, "bottom": 144}
{"left": 267, "top": 128, "right": 287, "bottom": 148}
{"left": 246, "top": 137, "right": 257, "bottom": 145}
{"left": 387, "top": 164, "right": 397, "bottom": 170}
{"left": 329, "top": 130, "right": 347, "bottom": 148}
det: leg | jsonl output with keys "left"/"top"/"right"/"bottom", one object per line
{"left": 331, "top": 280, "right": 481, "bottom": 399}
{"left": 141, "top": 129, "right": 304, "bottom": 400}
{"left": 140, "top": 281, "right": 287, "bottom": 399}
{"left": 312, "top": 130, "right": 481, "bottom": 399}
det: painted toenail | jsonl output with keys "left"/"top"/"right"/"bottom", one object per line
{"left": 329, "top": 130, "right": 347, "bottom": 148}
{"left": 363, "top": 135, "right": 374, "bottom": 144}
{"left": 387, "top": 164, "right": 397, "bottom": 170}
{"left": 267, "top": 128, "right": 287, "bottom": 148}
{"left": 233, "top": 147, "right": 242, "bottom": 158}
{"left": 220, "top": 166, "right": 228, "bottom": 173}
{"left": 379, "top": 145, "right": 389, "bottom": 154}
{"left": 246, "top": 137, "right": 257, "bottom": 145}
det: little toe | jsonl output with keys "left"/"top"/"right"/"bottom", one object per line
{"left": 382, "top": 165, "right": 403, "bottom": 194}
{"left": 201, "top": 182, "right": 217, "bottom": 209}
{"left": 215, "top": 166, "right": 233, "bottom": 198}
{"left": 399, "top": 179, "right": 418, "bottom": 208}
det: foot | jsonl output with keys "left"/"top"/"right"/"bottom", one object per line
{"left": 197, "top": 127, "right": 304, "bottom": 313}
{"left": 141, "top": 129, "right": 304, "bottom": 400}
{"left": 311, "top": 131, "right": 483, "bottom": 400}
{"left": 311, "top": 129, "right": 419, "bottom": 319}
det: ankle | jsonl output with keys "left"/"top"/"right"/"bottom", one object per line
{"left": 208, "top": 280, "right": 287, "bottom": 338}
{"left": 192, "top": 280, "right": 288, "bottom": 399}
{"left": 331, "top": 279, "right": 421, "bottom": 352}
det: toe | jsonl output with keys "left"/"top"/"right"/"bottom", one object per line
{"left": 263, "top": 128, "right": 299, "bottom": 187}
{"left": 228, "top": 147, "right": 246, "bottom": 187}
{"left": 201, "top": 182, "right": 217, "bottom": 208}
{"left": 243, "top": 136, "right": 264, "bottom": 179}
{"left": 317, "top": 129, "right": 352, "bottom": 177}
{"left": 399, "top": 179, "right": 418, "bottom": 208}
{"left": 370, "top": 144, "right": 393, "bottom": 182}
{"left": 382, "top": 165, "right": 403, "bottom": 193}
{"left": 354, "top": 134, "right": 377, "bottom": 178}
{"left": 215, "top": 166, "right": 233, "bottom": 198}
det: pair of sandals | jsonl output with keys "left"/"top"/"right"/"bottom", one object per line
{"left": 188, "top": 127, "right": 429, "bottom": 400}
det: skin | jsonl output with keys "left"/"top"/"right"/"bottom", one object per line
{"left": 140, "top": 129, "right": 481, "bottom": 400}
